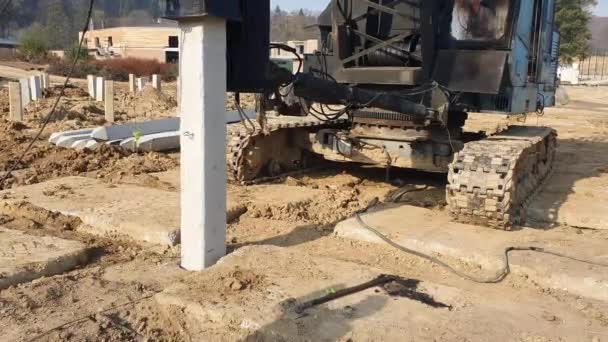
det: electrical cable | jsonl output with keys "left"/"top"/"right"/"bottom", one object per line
{"left": 270, "top": 43, "right": 303, "bottom": 75}
{"left": 355, "top": 208, "right": 608, "bottom": 284}
{"left": 0, "top": 0, "right": 95, "bottom": 189}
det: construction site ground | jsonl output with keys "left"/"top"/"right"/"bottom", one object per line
{"left": 0, "top": 70, "right": 607, "bottom": 341}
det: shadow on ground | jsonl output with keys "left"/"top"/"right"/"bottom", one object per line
{"left": 240, "top": 276, "right": 449, "bottom": 341}
{"left": 525, "top": 137, "right": 608, "bottom": 229}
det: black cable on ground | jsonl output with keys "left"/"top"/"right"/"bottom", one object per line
{"left": 355, "top": 205, "right": 608, "bottom": 284}
{"left": 0, "top": 0, "right": 95, "bottom": 188}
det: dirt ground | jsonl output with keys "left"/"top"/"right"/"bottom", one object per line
{"left": 0, "top": 82, "right": 607, "bottom": 341}
{"left": 0, "top": 79, "right": 257, "bottom": 191}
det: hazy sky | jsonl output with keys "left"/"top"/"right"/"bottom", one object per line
{"left": 272, "top": 0, "right": 608, "bottom": 16}
{"left": 596, "top": 2, "right": 608, "bottom": 16}
{"left": 272, "top": 0, "right": 328, "bottom": 11}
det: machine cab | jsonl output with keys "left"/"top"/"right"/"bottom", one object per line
{"left": 434, "top": 0, "right": 560, "bottom": 114}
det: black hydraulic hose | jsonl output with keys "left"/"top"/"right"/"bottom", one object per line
{"left": 355, "top": 213, "right": 608, "bottom": 284}
{"left": 292, "top": 73, "right": 430, "bottom": 118}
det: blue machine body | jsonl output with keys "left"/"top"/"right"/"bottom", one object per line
{"left": 435, "top": 0, "right": 561, "bottom": 114}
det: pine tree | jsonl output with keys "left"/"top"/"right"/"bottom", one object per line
{"left": 150, "top": 0, "right": 161, "bottom": 18}
{"left": 0, "top": 0, "right": 24, "bottom": 37}
{"left": 119, "top": 0, "right": 133, "bottom": 17}
{"left": 45, "top": 0, "right": 71, "bottom": 49}
{"left": 556, "top": 0, "right": 597, "bottom": 63}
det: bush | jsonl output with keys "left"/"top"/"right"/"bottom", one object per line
{"left": 18, "top": 24, "right": 50, "bottom": 62}
{"left": 64, "top": 43, "right": 91, "bottom": 62}
{"left": 48, "top": 60, "right": 101, "bottom": 79}
{"left": 47, "top": 57, "right": 178, "bottom": 82}
{"left": 95, "top": 57, "right": 178, "bottom": 82}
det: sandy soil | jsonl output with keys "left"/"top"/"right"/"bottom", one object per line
{"left": 0, "top": 85, "right": 607, "bottom": 341}
{"left": 0, "top": 80, "right": 258, "bottom": 191}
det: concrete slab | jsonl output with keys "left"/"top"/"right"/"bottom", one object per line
{"left": 0, "top": 177, "right": 248, "bottom": 246}
{"left": 91, "top": 118, "right": 179, "bottom": 141}
{"left": 55, "top": 134, "right": 92, "bottom": 148}
{"left": 0, "top": 227, "right": 89, "bottom": 289}
{"left": 155, "top": 245, "right": 599, "bottom": 341}
{"left": 335, "top": 205, "right": 608, "bottom": 301}
{"left": 49, "top": 129, "right": 94, "bottom": 144}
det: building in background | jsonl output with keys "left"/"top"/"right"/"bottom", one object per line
{"left": 270, "top": 39, "right": 319, "bottom": 73}
{"left": 79, "top": 24, "right": 179, "bottom": 63}
{"left": 0, "top": 38, "right": 18, "bottom": 59}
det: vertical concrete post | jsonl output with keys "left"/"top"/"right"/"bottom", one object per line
{"left": 137, "top": 78, "right": 146, "bottom": 92}
{"left": 104, "top": 80, "right": 114, "bottom": 123}
{"left": 8, "top": 82, "right": 23, "bottom": 122}
{"left": 87, "top": 75, "right": 96, "bottom": 98}
{"left": 176, "top": 76, "right": 181, "bottom": 117}
{"left": 152, "top": 74, "right": 161, "bottom": 90}
{"left": 129, "top": 74, "right": 136, "bottom": 93}
{"left": 95, "top": 77, "right": 105, "bottom": 102}
{"left": 179, "top": 17, "right": 227, "bottom": 270}
{"left": 29, "top": 75, "right": 42, "bottom": 101}
{"left": 41, "top": 73, "right": 50, "bottom": 90}
{"left": 19, "top": 78, "right": 31, "bottom": 108}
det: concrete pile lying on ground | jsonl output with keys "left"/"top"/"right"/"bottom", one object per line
{"left": 48, "top": 109, "right": 256, "bottom": 152}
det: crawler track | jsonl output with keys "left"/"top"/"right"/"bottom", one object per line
{"left": 226, "top": 116, "right": 348, "bottom": 182}
{"left": 446, "top": 126, "right": 557, "bottom": 230}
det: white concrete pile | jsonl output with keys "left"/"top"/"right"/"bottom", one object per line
{"left": 48, "top": 110, "right": 256, "bottom": 152}
{"left": 8, "top": 73, "right": 51, "bottom": 122}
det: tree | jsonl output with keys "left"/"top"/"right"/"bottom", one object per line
{"left": 18, "top": 24, "right": 49, "bottom": 61}
{"left": 298, "top": 9, "right": 305, "bottom": 16}
{"left": 45, "top": 0, "right": 71, "bottom": 49}
{"left": 150, "top": 0, "right": 161, "bottom": 18}
{"left": 274, "top": 5, "right": 283, "bottom": 16}
{"left": 64, "top": 42, "right": 91, "bottom": 61}
{"left": 119, "top": 0, "right": 133, "bottom": 17}
{"left": 0, "top": 0, "right": 24, "bottom": 38}
{"left": 555, "top": 0, "right": 597, "bottom": 64}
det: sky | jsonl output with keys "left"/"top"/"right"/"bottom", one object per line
{"left": 596, "top": 2, "right": 608, "bottom": 16}
{"left": 272, "top": 0, "right": 329, "bottom": 11}
{"left": 272, "top": 0, "right": 608, "bottom": 16}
